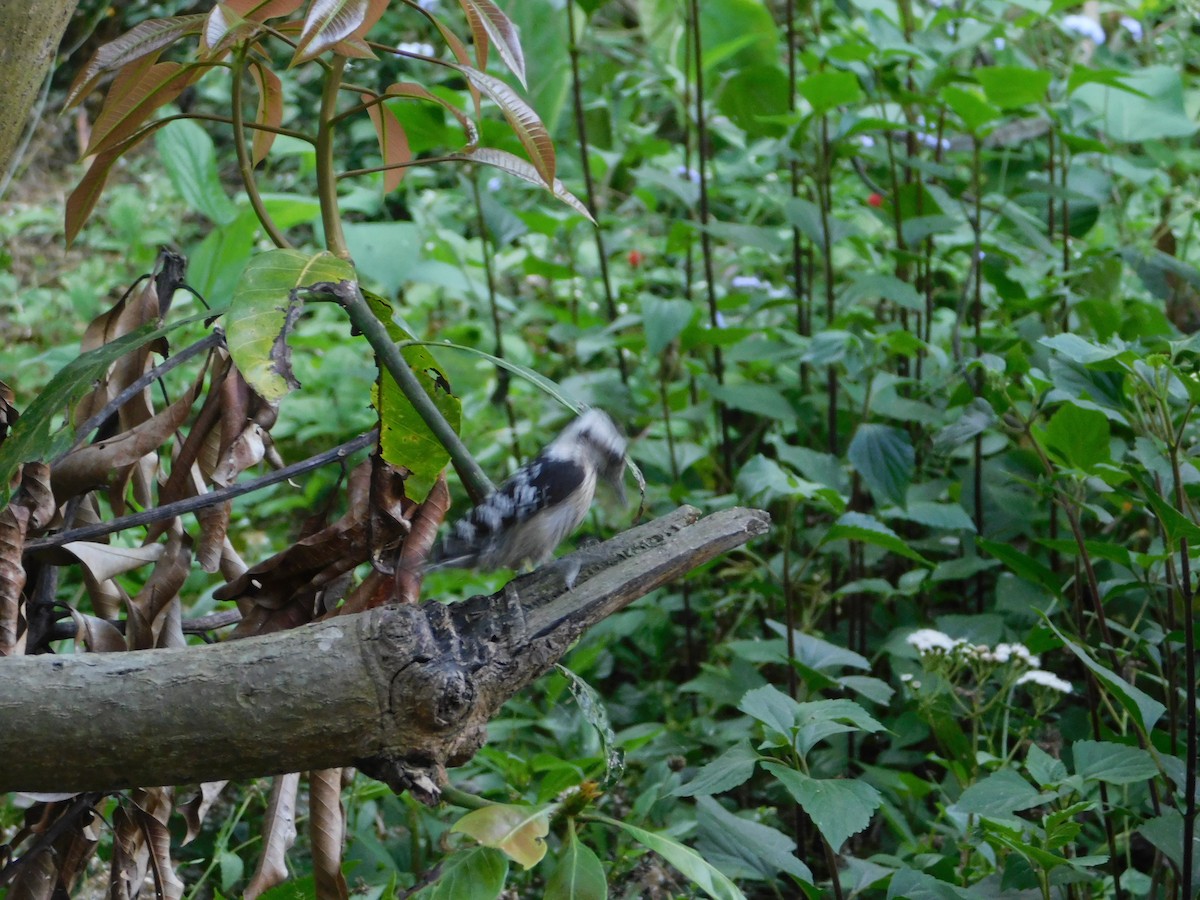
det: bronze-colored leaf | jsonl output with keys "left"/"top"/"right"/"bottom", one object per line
{"left": 0, "top": 463, "right": 53, "bottom": 656}
{"left": 451, "top": 65, "right": 555, "bottom": 185}
{"left": 458, "top": 0, "right": 526, "bottom": 87}
{"left": 309, "top": 769, "right": 349, "bottom": 900}
{"left": 244, "top": 773, "right": 300, "bottom": 900}
{"left": 86, "top": 59, "right": 198, "bottom": 158}
{"left": 366, "top": 98, "right": 412, "bottom": 193}
{"left": 132, "top": 788, "right": 184, "bottom": 900}
{"left": 126, "top": 528, "right": 191, "bottom": 650}
{"left": 65, "top": 16, "right": 206, "bottom": 109}
{"left": 291, "top": 0, "right": 372, "bottom": 66}
{"left": 384, "top": 82, "right": 479, "bottom": 147}
{"left": 65, "top": 148, "right": 122, "bottom": 247}
{"left": 248, "top": 61, "right": 284, "bottom": 165}
{"left": 455, "top": 147, "right": 594, "bottom": 223}
{"left": 0, "top": 378, "right": 18, "bottom": 445}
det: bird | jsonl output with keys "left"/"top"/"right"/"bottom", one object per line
{"left": 429, "top": 408, "right": 627, "bottom": 572}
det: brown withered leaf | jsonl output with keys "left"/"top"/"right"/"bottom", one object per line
{"left": 179, "top": 781, "right": 229, "bottom": 846}
{"left": 244, "top": 773, "right": 300, "bottom": 900}
{"left": 126, "top": 528, "right": 191, "bottom": 650}
{"left": 0, "top": 463, "right": 55, "bottom": 656}
{"left": 53, "top": 375, "right": 201, "bottom": 504}
{"left": 132, "top": 788, "right": 184, "bottom": 900}
{"left": 309, "top": 769, "right": 349, "bottom": 900}
{"left": 0, "top": 378, "right": 18, "bottom": 445}
{"left": 52, "top": 813, "right": 101, "bottom": 898}
{"left": 196, "top": 499, "right": 232, "bottom": 573}
{"left": 60, "top": 541, "right": 166, "bottom": 582}
{"left": 67, "top": 609, "right": 127, "bottom": 653}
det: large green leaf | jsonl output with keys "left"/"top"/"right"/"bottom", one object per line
{"left": 822, "top": 512, "right": 931, "bottom": 565}
{"left": 673, "top": 742, "right": 760, "bottom": 797}
{"left": 696, "top": 797, "right": 814, "bottom": 885}
{"left": 1072, "top": 740, "right": 1158, "bottom": 786}
{"left": 545, "top": 831, "right": 607, "bottom": 900}
{"left": 1072, "top": 65, "right": 1198, "bottom": 142}
{"left": 591, "top": 815, "right": 746, "bottom": 900}
{"left": 411, "top": 847, "right": 508, "bottom": 899}
{"left": 224, "top": 249, "right": 356, "bottom": 402}
{"left": 156, "top": 119, "right": 237, "bottom": 225}
{"left": 762, "top": 764, "right": 881, "bottom": 852}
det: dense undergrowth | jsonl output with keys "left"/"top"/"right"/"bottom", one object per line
{"left": 2, "top": 0, "right": 1200, "bottom": 897}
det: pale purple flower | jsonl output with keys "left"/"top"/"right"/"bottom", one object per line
{"left": 858, "top": 135, "right": 876, "bottom": 148}
{"left": 1120, "top": 16, "right": 1143, "bottom": 40}
{"left": 731, "top": 275, "right": 768, "bottom": 291}
{"left": 1061, "top": 14, "right": 1106, "bottom": 44}
{"left": 675, "top": 165, "right": 701, "bottom": 185}
{"left": 993, "top": 37, "right": 1006, "bottom": 50}
{"left": 486, "top": 176, "right": 503, "bottom": 193}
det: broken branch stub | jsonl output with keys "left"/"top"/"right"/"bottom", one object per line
{"left": 0, "top": 506, "right": 768, "bottom": 796}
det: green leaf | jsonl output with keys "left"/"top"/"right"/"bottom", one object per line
{"left": 765, "top": 621, "right": 870, "bottom": 672}
{"left": 156, "top": 119, "right": 238, "bottom": 225}
{"left": 933, "top": 398, "right": 996, "bottom": 452}
{"left": 411, "top": 847, "right": 509, "bottom": 899}
{"left": 557, "top": 665, "right": 624, "bottom": 788}
{"left": 545, "top": 831, "right": 607, "bottom": 900}
{"left": 367, "top": 293, "right": 462, "bottom": 500}
{"left": 822, "top": 512, "right": 931, "bottom": 565}
{"left": 451, "top": 803, "right": 552, "bottom": 869}
{"left": 953, "top": 769, "right": 1054, "bottom": 818}
{"left": 1072, "top": 740, "right": 1158, "bottom": 785}
{"left": 761, "top": 764, "right": 881, "bottom": 852}
{"left": 847, "top": 424, "right": 914, "bottom": 508}
{"left": 891, "top": 501, "right": 975, "bottom": 532}
{"left": 1037, "top": 404, "right": 1111, "bottom": 472}
{"left": 941, "top": 85, "right": 999, "bottom": 132}
{"left": 711, "top": 384, "right": 794, "bottom": 419}
{"left": 1072, "top": 65, "right": 1197, "bottom": 142}
{"left": 1139, "top": 810, "right": 1200, "bottom": 895}
{"left": 798, "top": 70, "right": 862, "bottom": 115}
{"left": 224, "top": 249, "right": 356, "bottom": 402}
{"left": 841, "top": 273, "right": 924, "bottom": 312}
{"left": 887, "top": 868, "right": 972, "bottom": 899}
{"left": 1039, "top": 333, "right": 1126, "bottom": 364}
{"left": 975, "top": 66, "right": 1051, "bottom": 109}
{"left": 592, "top": 815, "right": 746, "bottom": 900}
{"left": 674, "top": 742, "right": 760, "bottom": 797}
{"left": 643, "top": 298, "right": 697, "bottom": 355}
{"left": 1043, "top": 619, "right": 1165, "bottom": 733}
{"left": 696, "top": 797, "right": 814, "bottom": 885}
{"left": 1026, "top": 744, "right": 1067, "bottom": 787}
{"left": 738, "top": 684, "right": 800, "bottom": 741}
{"left": 977, "top": 538, "right": 1059, "bottom": 593}
{"left": 736, "top": 455, "right": 837, "bottom": 507}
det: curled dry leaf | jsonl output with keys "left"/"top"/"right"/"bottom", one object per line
{"left": 0, "top": 463, "right": 54, "bottom": 656}
{"left": 0, "top": 378, "right": 17, "bottom": 444}
{"left": 131, "top": 788, "right": 184, "bottom": 900}
{"left": 243, "top": 772, "right": 300, "bottom": 900}
{"left": 179, "top": 781, "right": 229, "bottom": 846}
{"left": 309, "top": 769, "right": 350, "bottom": 900}
{"left": 68, "top": 610, "right": 127, "bottom": 654}
{"left": 126, "top": 527, "right": 191, "bottom": 650}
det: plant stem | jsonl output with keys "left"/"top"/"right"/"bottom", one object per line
{"left": 232, "top": 50, "right": 290, "bottom": 249}
{"left": 317, "top": 55, "right": 349, "bottom": 259}
{"left": 327, "top": 281, "right": 494, "bottom": 503}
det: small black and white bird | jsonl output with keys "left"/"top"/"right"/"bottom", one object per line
{"left": 430, "top": 408, "right": 628, "bottom": 572}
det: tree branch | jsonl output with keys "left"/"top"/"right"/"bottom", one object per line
{"left": 0, "top": 506, "right": 768, "bottom": 795}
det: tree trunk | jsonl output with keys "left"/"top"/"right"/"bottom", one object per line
{"left": 0, "top": 1, "right": 78, "bottom": 177}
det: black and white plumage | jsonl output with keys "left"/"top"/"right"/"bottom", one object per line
{"left": 431, "top": 409, "right": 627, "bottom": 572}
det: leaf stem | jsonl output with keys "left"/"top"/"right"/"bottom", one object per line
{"left": 232, "top": 48, "right": 290, "bottom": 249}
{"left": 317, "top": 56, "right": 349, "bottom": 259}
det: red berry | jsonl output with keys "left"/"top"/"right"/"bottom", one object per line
{"left": 628, "top": 249, "right": 644, "bottom": 267}
{"left": 867, "top": 192, "right": 884, "bottom": 208}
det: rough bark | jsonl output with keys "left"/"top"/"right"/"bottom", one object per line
{"left": 0, "top": 1, "right": 77, "bottom": 177}
{"left": 0, "top": 506, "right": 769, "bottom": 796}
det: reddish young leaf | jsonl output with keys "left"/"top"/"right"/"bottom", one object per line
{"left": 228, "top": 0, "right": 306, "bottom": 20}
{"left": 385, "top": 81, "right": 479, "bottom": 147}
{"left": 458, "top": 0, "right": 526, "bottom": 87}
{"left": 86, "top": 60, "right": 198, "bottom": 157}
{"left": 291, "top": 0, "right": 373, "bottom": 65}
{"left": 66, "top": 148, "right": 122, "bottom": 247}
{"left": 366, "top": 98, "right": 413, "bottom": 192}
{"left": 456, "top": 147, "right": 593, "bottom": 222}
{"left": 65, "top": 16, "right": 205, "bottom": 109}
{"left": 248, "top": 60, "right": 284, "bottom": 164}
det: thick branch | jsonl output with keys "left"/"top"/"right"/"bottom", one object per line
{"left": 0, "top": 507, "right": 768, "bottom": 795}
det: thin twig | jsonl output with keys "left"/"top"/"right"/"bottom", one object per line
{"left": 25, "top": 431, "right": 377, "bottom": 552}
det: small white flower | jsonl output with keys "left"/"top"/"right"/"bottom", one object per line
{"left": 486, "top": 176, "right": 503, "bottom": 193}
{"left": 900, "top": 672, "right": 915, "bottom": 682}
{"left": 416, "top": 0, "right": 439, "bottom": 9}
{"left": 916, "top": 132, "right": 950, "bottom": 151}
{"left": 731, "top": 275, "right": 767, "bottom": 291}
{"left": 858, "top": 135, "right": 876, "bottom": 148}
{"left": 993, "top": 37, "right": 1007, "bottom": 50}
{"left": 675, "top": 165, "right": 701, "bottom": 185}
{"left": 1061, "top": 14, "right": 1106, "bottom": 44}
{"left": 397, "top": 41, "right": 436, "bottom": 57}
{"left": 992, "top": 642, "right": 1040, "bottom": 667}
{"left": 907, "top": 628, "right": 962, "bottom": 654}
{"left": 1119, "top": 16, "right": 1143, "bottom": 41}
{"left": 1016, "top": 670, "right": 1073, "bottom": 693}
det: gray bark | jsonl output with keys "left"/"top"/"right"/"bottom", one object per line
{"left": 0, "top": 506, "right": 769, "bottom": 795}
{"left": 0, "top": 1, "right": 77, "bottom": 177}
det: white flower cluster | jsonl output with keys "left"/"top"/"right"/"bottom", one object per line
{"left": 905, "top": 628, "right": 1072, "bottom": 694}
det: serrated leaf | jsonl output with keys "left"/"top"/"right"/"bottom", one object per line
{"left": 1036, "top": 404, "right": 1110, "bottom": 472}
{"left": 451, "top": 803, "right": 551, "bottom": 869}
{"left": 696, "top": 797, "right": 814, "bottom": 885}
{"left": 933, "top": 397, "right": 996, "bottom": 452}
{"left": 224, "top": 249, "right": 356, "bottom": 402}
{"left": 674, "top": 742, "right": 759, "bottom": 797}
{"left": 1072, "top": 740, "right": 1158, "bottom": 785}
{"left": 847, "top": 424, "right": 914, "bottom": 508}
{"left": 953, "top": 769, "right": 1053, "bottom": 818}
{"left": 761, "top": 764, "right": 881, "bottom": 852}
{"left": 592, "top": 816, "right": 745, "bottom": 900}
